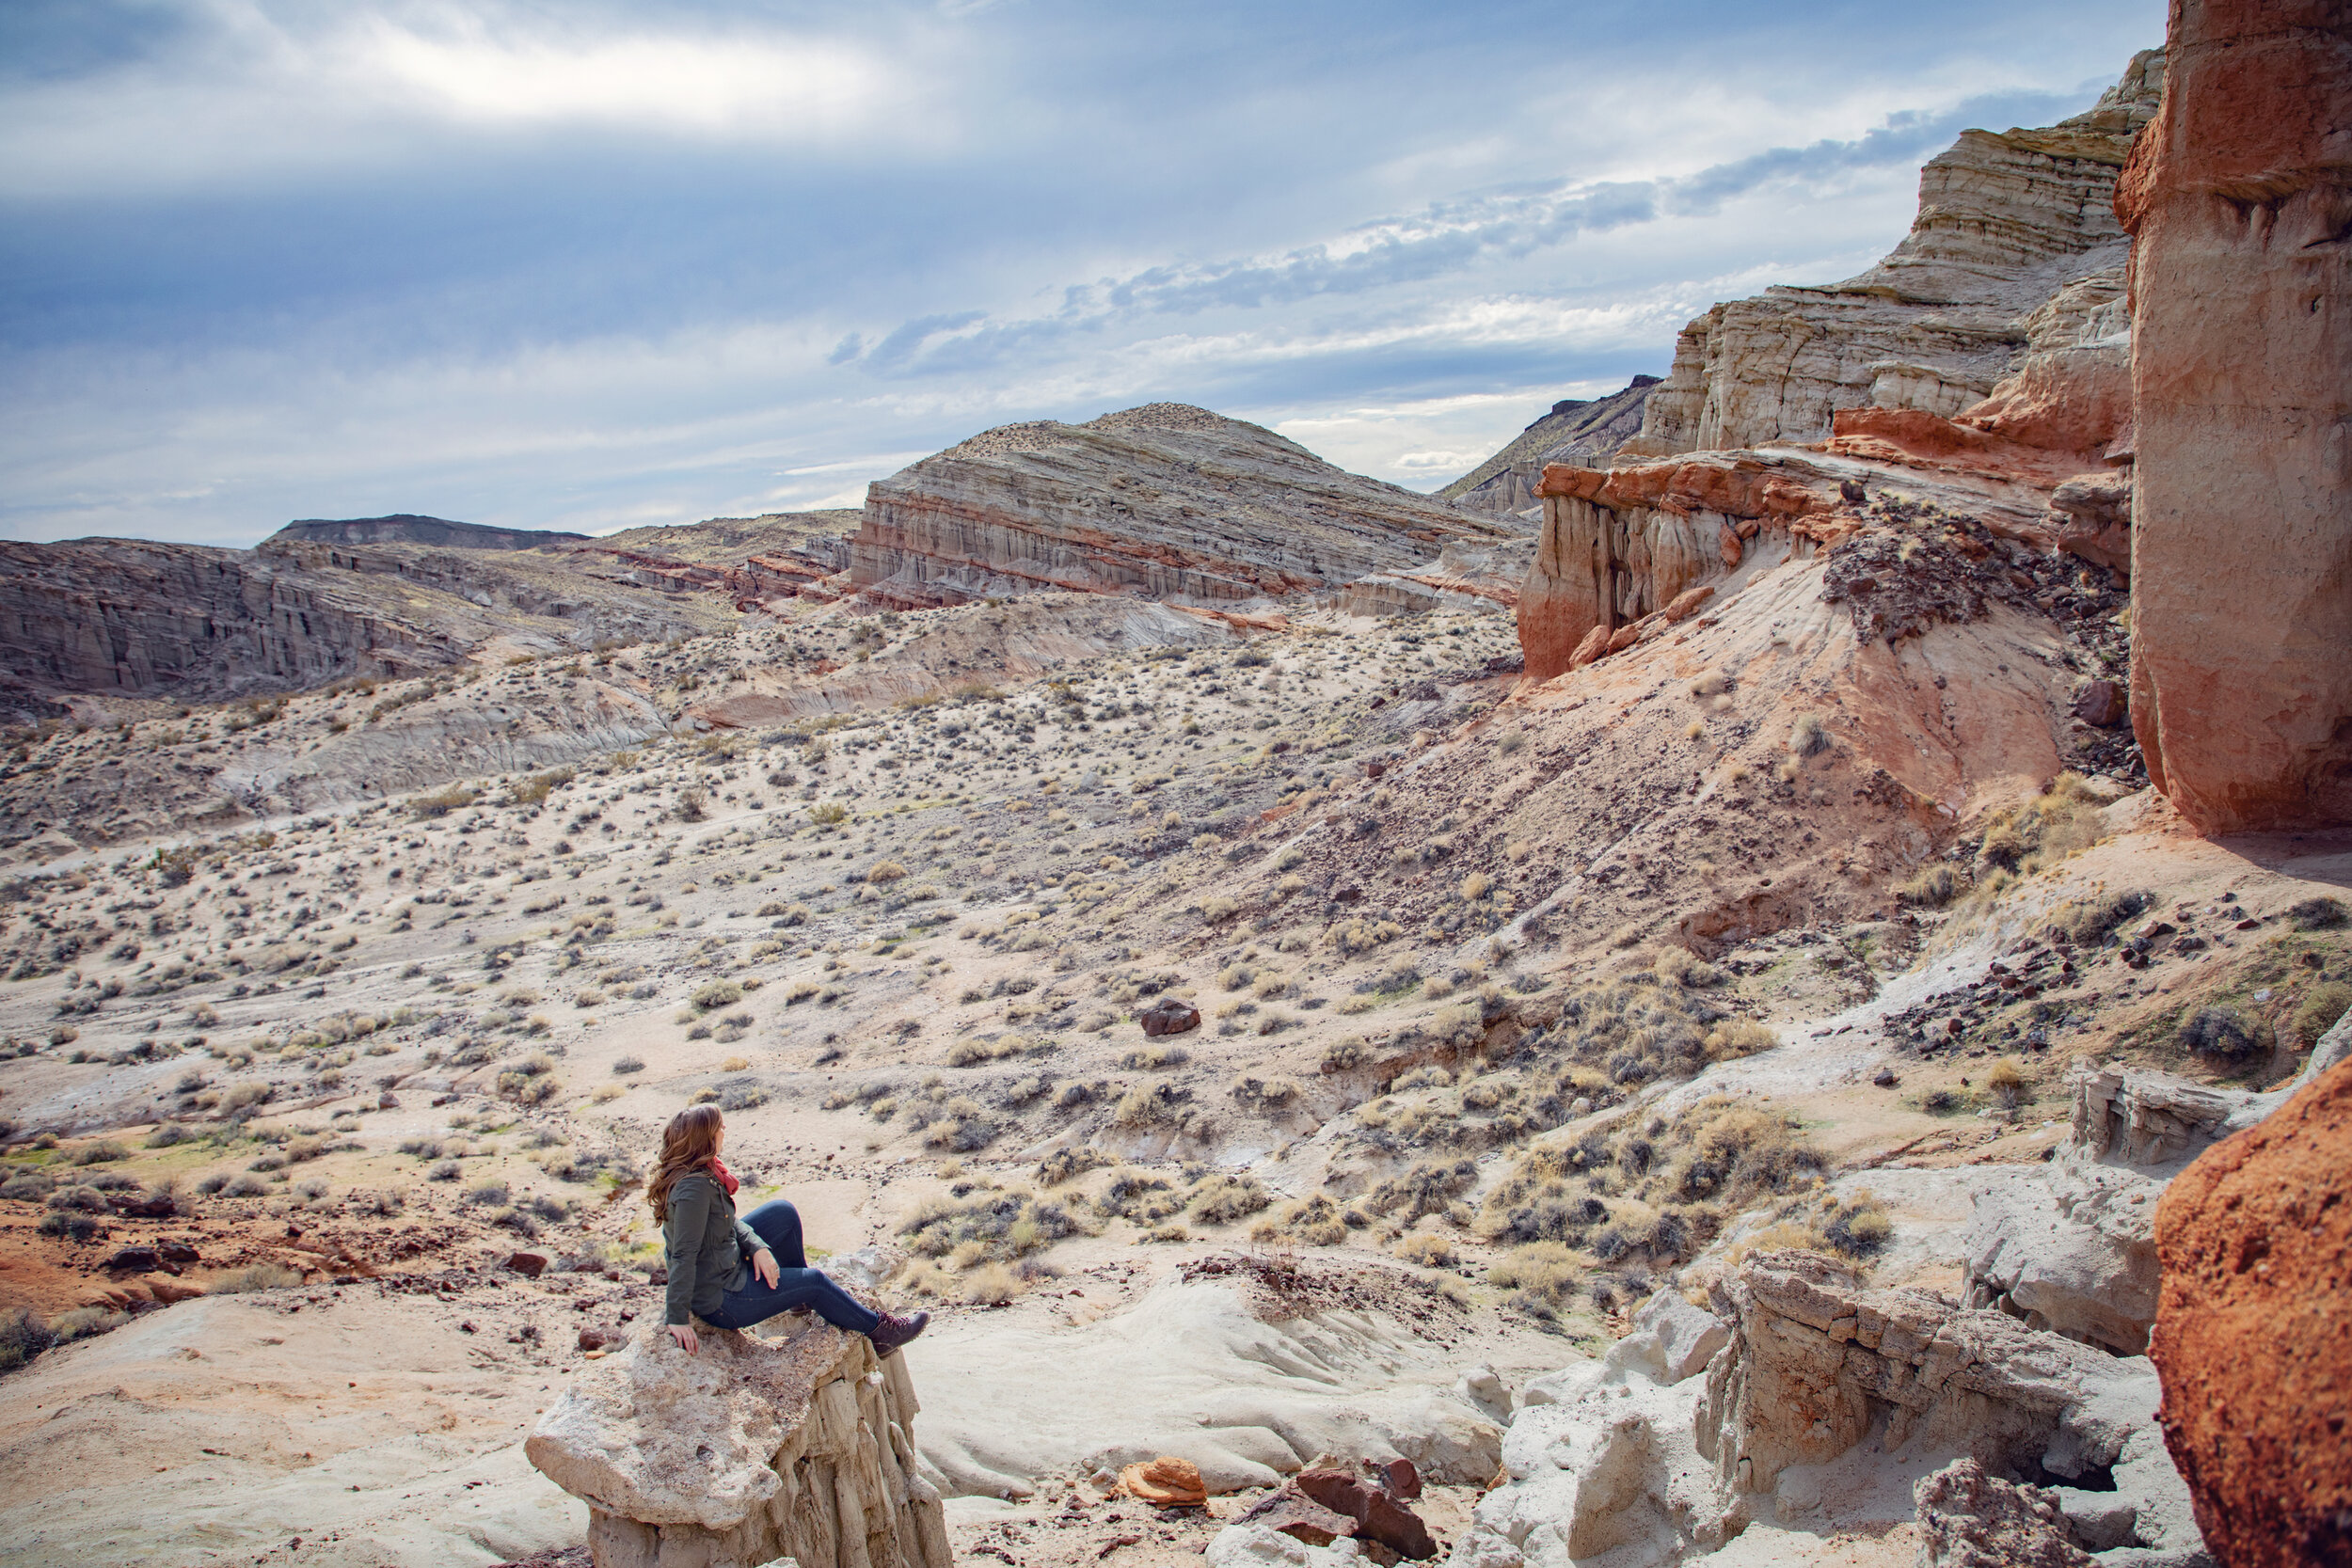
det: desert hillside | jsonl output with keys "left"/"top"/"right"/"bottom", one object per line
{"left": 0, "top": 18, "right": 2346, "bottom": 1568}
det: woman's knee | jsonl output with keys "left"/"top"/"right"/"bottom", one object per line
{"left": 744, "top": 1198, "right": 803, "bottom": 1236}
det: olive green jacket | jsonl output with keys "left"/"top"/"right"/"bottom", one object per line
{"left": 662, "top": 1171, "right": 762, "bottom": 1326}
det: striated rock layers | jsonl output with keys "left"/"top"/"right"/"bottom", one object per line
{"left": 850, "top": 403, "right": 1517, "bottom": 610}
{"left": 1515, "top": 445, "right": 2057, "bottom": 680}
{"left": 2117, "top": 1, "right": 2352, "bottom": 833}
{"left": 527, "top": 1316, "right": 950, "bottom": 1568}
{"left": 1630, "top": 51, "right": 2162, "bottom": 459}
{"left": 1437, "top": 378, "right": 1660, "bottom": 516}
{"left": 2150, "top": 1054, "right": 2352, "bottom": 1568}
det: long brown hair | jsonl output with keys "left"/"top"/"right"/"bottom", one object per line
{"left": 647, "top": 1105, "right": 723, "bottom": 1223}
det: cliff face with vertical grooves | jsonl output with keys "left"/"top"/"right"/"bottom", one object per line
{"left": 1628, "top": 51, "right": 2165, "bottom": 458}
{"left": 2118, "top": 0, "right": 2352, "bottom": 833}
{"left": 0, "top": 536, "right": 747, "bottom": 722}
{"left": 850, "top": 403, "right": 1518, "bottom": 610}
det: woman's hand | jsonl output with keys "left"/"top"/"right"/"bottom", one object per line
{"left": 667, "top": 1323, "right": 700, "bottom": 1354}
{"left": 752, "top": 1248, "right": 780, "bottom": 1289}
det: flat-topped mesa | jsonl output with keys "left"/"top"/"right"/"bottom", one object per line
{"left": 1629, "top": 50, "right": 2163, "bottom": 460}
{"left": 526, "top": 1316, "right": 950, "bottom": 1568}
{"left": 267, "top": 515, "right": 591, "bottom": 549}
{"left": 850, "top": 402, "right": 1517, "bottom": 610}
{"left": 2117, "top": 1, "right": 2352, "bottom": 834}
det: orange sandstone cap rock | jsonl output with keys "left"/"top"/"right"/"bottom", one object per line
{"left": 1120, "top": 1455, "right": 1206, "bottom": 1507}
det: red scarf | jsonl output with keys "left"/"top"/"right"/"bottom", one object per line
{"left": 708, "top": 1157, "right": 739, "bottom": 1197}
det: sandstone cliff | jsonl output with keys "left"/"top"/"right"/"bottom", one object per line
{"left": 2117, "top": 0, "right": 2352, "bottom": 833}
{"left": 850, "top": 403, "right": 1518, "bottom": 610}
{"left": 1436, "top": 377, "right": 1660, "bottom": 516}
{"left": 1629, "top": 51, "right": 2163, "bottom": 459}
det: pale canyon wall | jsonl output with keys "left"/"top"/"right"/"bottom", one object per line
{"left": 2118, "top": 0, "right": 2352, "bottom": 833}
{"left": 1630, "top": 50, "right": 2165, "bottom": 458}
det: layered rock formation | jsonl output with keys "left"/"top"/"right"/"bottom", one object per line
{"left": 527, "top": 1317, "right": 950, "bottom": 1568}
{"left": 1963, "top": 1060, "right": 2293, "bottom": 1356}
{"left": 2117, "top": 1, "right": 2352, "bottom": 833}
{"left": 1453, "top": 1256, "right": 2203, "bottom": 1566}
{"left": 850, "top": 404, "right": 1517, "bottom": 610}
{"left": 1437, "top": 378, "right": 1660, "bottom": 516}
{"left": 269, "top": 515, "right": 591, "bottom": 549}
{"left": 1515, "top": 445, "right": 2058, "bottom": 680}
{"left": 1629, "top": 52, "right": 2162, "bottom": 458}
{"left": 2150, "top": 1053, "right": 2352, "bottom": 1568}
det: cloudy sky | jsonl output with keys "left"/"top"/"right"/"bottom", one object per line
{"left": 0, "top": 0, "right": 2162, "bottom": 546}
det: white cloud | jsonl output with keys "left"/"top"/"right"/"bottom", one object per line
{"left": 356, "top": 16, "right": 894, "bottom": 138}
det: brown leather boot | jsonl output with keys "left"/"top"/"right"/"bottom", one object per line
{"left": 868, "top": 1310, "right": 930, "bottom": 1357}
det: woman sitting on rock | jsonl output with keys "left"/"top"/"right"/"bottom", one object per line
{"left": 649, "top": 1104, "right": 927, "bottom": 1356}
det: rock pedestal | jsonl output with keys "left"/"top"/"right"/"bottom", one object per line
{"left": 525, "top": 1317, "right": 951, "bottom": 1568}
{"left": 2118, "top": 0, "right": 2352, "bottom": 832}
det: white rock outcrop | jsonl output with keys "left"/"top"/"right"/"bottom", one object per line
{"left": 525, "top": 1317, "right": 950, "bottom": 1568}
{"left": 1454, "top": 1253, "right": 2206, "bottom": 1567}
{"left": 1962, "top": 1054, "right": 2337, "bottom": 1355}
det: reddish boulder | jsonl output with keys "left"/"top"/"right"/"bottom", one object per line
{"left": 2150, "top": 1057, "right": 2352, "bottom": 1567}
{"left": 1232, "top": 1492, "right": 1357, "bottom": 1548}
{"left": 508, "top": 1251, "right": 549, "bottom": 1278}
{"left": 2118, "top": 0, "right": 2352, "bottom": 832}
{"left": 2073, "top": 680, "right": 2128, "bottom": 729}
{"left": 1293, "top": 1466, "right": 1437, "bottom": 1560}
{"left": 1139, "top": 998, "right": 1200, "bottom": 1037}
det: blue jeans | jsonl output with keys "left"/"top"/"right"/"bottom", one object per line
{"left": 702, "top": 1199, "right": 882, "bottom": 1336}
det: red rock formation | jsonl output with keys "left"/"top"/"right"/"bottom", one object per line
{"left": 2117, "top": 0, "right": 2352, "bottom": 832}
{"left": 1822, "top": 407, "right": 2106, "bottom": 489}
{"left": 2149, "top": 1057, "right": 2352, "bottom": 1568}
{"left": 1518, "top": 452, "right": 1844, "bottom": 678}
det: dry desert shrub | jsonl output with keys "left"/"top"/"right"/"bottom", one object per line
{"left": 0, "top": 1308, "right": 55, "bottom": 1371}
{"left": 210, "top": 1261, "right": 302, "bottom": 1293}
{"left": 1976, "top": 773, "right": 2109, "bottom": 877}
{"left": 2179, "top": 1006, "right": 2272, "bottom": 1063}
{"left": 1034, "top": 1147, "right": 1109, "bottom": 1187}
{"left": 1185, "top": 1172, "right": 1271, "bottom": 1225}
{"left": 1479, "top": 1098, "right": 1825, "bottom": 1273}
{"left": 1984, "top": 1058, "right": 2030, "bottom": 1107}
{"left": 1251, "top": 1193, "right": 1349, "bottom": 1248}
{"left": 2293, "top": 982, "right": 2352, "bottom": 1047}
{"left": 1395, "top": 1232, "right": 1455, "bottom": 1268}
{"left": 898, "top": 1181, "right": 1083, "bottom": 1265}
{"left": 1897, "top": 863, "right": 1963, "bottom": 909}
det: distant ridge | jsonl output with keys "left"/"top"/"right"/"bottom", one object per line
{"left": 270, "top": 515, "right": 590, "bottom": 550}
{"left": 1437, "top": 376, "right": 1660, "bottom": 515}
